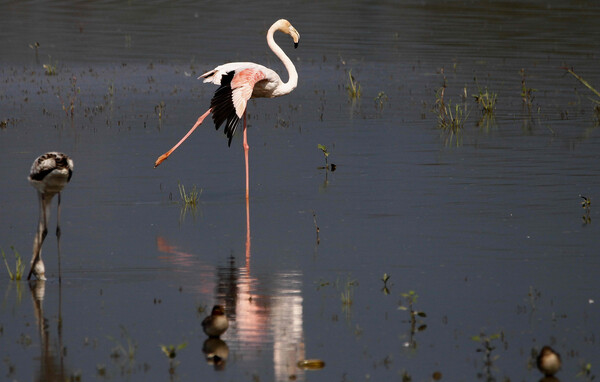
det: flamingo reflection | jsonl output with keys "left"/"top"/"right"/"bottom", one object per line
{"left": 29, "top": 281, "right": 70, "bottom": 381}
{"left": 157, "top": 199, "right": 305, "bottom": 379}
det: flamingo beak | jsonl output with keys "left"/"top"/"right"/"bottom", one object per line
{"left": 294, "top": 42, "right": 298, "bottom": 49}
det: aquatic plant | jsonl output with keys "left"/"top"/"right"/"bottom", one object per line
{"left": 563, "top": 67, "right": 600, "bottom": 121}
{"left": 381, "top": 273, "right": 390, "bottom": 295}
{"left": 155, "top": 101, "right": 166, "bottom": 121}
{"left": 473, "top": 87, "right": 497, "bottom": 115}
{"left": 374, "top": 91, "right": 389, "bottom": 111}
{"left": 581, "top": 195, "right": 591, "bottom": 224}
{"left": 2, "top": 246, "right": 25, "bottom": 281}
{"left": 346, "top": 69, "right": 362, "bottom": 100}
{"left": 178, "top": 182, "right": 201, "bottom": 206}
{"left": 43, "top": 56, "right": 58, "bottom": 76}
{"left": 576, "top": 361, "right": 595, "bottom": 381}
{"left": 337, "top": 274, "right": 357, "bottom": 307}
{"left": 160, "top": 342, "right": 187, "bottom": 376}
{"left": 563, "top": 67, "right": 600, "bottom": 103}
{"left": 59, "top": 76, "right": 79, "bottom": 119}
{"left": 471, "top": 332, "right": 503, "bottom": 381}
{"left": 434, "top": 69, "right": 469, "bottom": 145}
{"left": 520, "top": 68, "right": 536, "bottom": 109}
{"left": 398, "top": 291, "right": 427, "bottom": 325}
{"left": 108, "top": 326, "right": 137, "bottom": 366}
{"left": 160, "top": 342, "right": 187, "bottom": 359}
{"left": 311, "top": 210, "right": 320, "bottom": 245}
{"left": 317, "top": 144, "right": 336, "bottom": 172}
{"left": 29, "top": 41, "right": 40, "bottom": 61}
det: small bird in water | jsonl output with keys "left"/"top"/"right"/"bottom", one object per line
{"left": 537, "top": 346, "right": 561, "bottom": 377}
{"left": 27, "top": 152, "right": 74, "bottom": 281}
{"left": 202, "top": 305, "right": 229, "bottom": 338}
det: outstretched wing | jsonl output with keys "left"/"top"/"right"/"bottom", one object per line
{"left": 207, "top": 68, "right": 267, "bottom": 146}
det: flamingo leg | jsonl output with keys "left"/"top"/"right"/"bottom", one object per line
{"left": 154, "top": 108, "right": 212, "bottom": 168}
{"left": 56, "top": 192, "right": 62, "bottom": 284}
{"left": 243, "top": 111, "right": 249, "bottom": 200}
{"left": 28, "top": 193, "right": 49, "bottom": 280}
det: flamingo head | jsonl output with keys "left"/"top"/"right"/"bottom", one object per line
{"left": 275, "top": 19, "right": 300, "bottom": 48}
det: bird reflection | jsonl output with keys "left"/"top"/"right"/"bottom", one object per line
{"left": 202, "top": 337, "right": 229, "bottom": 370}
{"left": 28, "top": 280, "right": 69, "bottom": 381}
{"left": 27, "top": 152, "right": 74, "bottom": 282}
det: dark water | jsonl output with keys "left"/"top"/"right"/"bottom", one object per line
{"left": 1, "top": 1, "right": 600, "bottom": 381}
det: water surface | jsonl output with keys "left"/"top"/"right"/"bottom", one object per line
{"left": 1, "top": 1, "right": 600, "bottom": 381}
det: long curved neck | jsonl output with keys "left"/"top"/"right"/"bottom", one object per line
{"left": 267, "top": 24, "right": 297, "bottom": 96}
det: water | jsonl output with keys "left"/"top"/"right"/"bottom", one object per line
{"left": 1, "top": 1, "right": 600, "bottom": 381}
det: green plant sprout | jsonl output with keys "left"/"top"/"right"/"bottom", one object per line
{"left": 155, "top": 101, "right": 166, "bottom": 121}
{"left": 2, "top": 246, "right": 25, "bottom": 281}
{"left": 161, "top": 342, "right": 187, "bottom": 377}
{"left": 381, "top": 273, "right": 390, "bottom": 295}
{"left": 472, "top": 332, "right": 503, "bottom": 380}
{"left": 398, "top": 290, "right": 427, "bottom": 348}
{"left": 347, "top": 69, "right": 362, "bottom": 100}
{"left": 317, "top": 144, "right": 336, "bottom": 172}
{"left": 580, "top": 194, "right": 591, "bottom": 225}
{"left": 43, "top": 56, "right": 58, "bottom": 76}
{"left": 374, "top": 91, "right": 389, "bottom": 111}
{"left": 520, "top": 68, "right": 536, "bottom": 109}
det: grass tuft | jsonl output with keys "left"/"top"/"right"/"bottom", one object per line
{"left": 43, "top": 56, "right": 58, "bottom": 76}
{"left": 473, "top": 87, "right": 497, "bottom": 114}
{"left": 434, "top": 69, "right": 469, "bottom": 145}
{"left": 2, "top": 246, "right": 25, "bottom": 281}
{"left": 178, "top": 183, "right": 201, "bottom": 206}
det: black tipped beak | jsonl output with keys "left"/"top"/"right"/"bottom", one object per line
{"left": 294, "top": 42, "right": 299, "bottom": 49}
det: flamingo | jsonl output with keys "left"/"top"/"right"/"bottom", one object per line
{"left": 27, "top": 152, "right": 74, "bottom": 281}
{"left": 154, "top": 19, "right": 300, "bottom": 199}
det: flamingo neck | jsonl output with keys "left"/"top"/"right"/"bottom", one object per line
{"left": 267, "top": 23, "right": 297, "bottom": 96}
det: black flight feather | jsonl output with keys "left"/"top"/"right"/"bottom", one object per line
{"left": 210, "top": 71, "right": 241, "bottom": 147}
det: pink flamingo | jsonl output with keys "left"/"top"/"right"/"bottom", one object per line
{"left": 154, "top": 19, "right": 300, "bottom": 199}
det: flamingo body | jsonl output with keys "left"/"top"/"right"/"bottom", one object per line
{"left": 154, "top": 19, "right": 300, "bottom": 199}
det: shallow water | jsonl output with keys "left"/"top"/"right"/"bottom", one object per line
{"left": 1, "top": 1, "right": 600, "bottom": 381}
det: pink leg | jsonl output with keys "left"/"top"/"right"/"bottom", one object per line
{"left": 243, "top": 111, "right": 249, "bottom": 200}
{"left": 154, "top": 108, "right": 212, "bottom": 168}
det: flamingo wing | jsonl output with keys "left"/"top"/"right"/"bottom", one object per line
{"left": 209, "top": 68, "right": 267, "bottom": 146}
